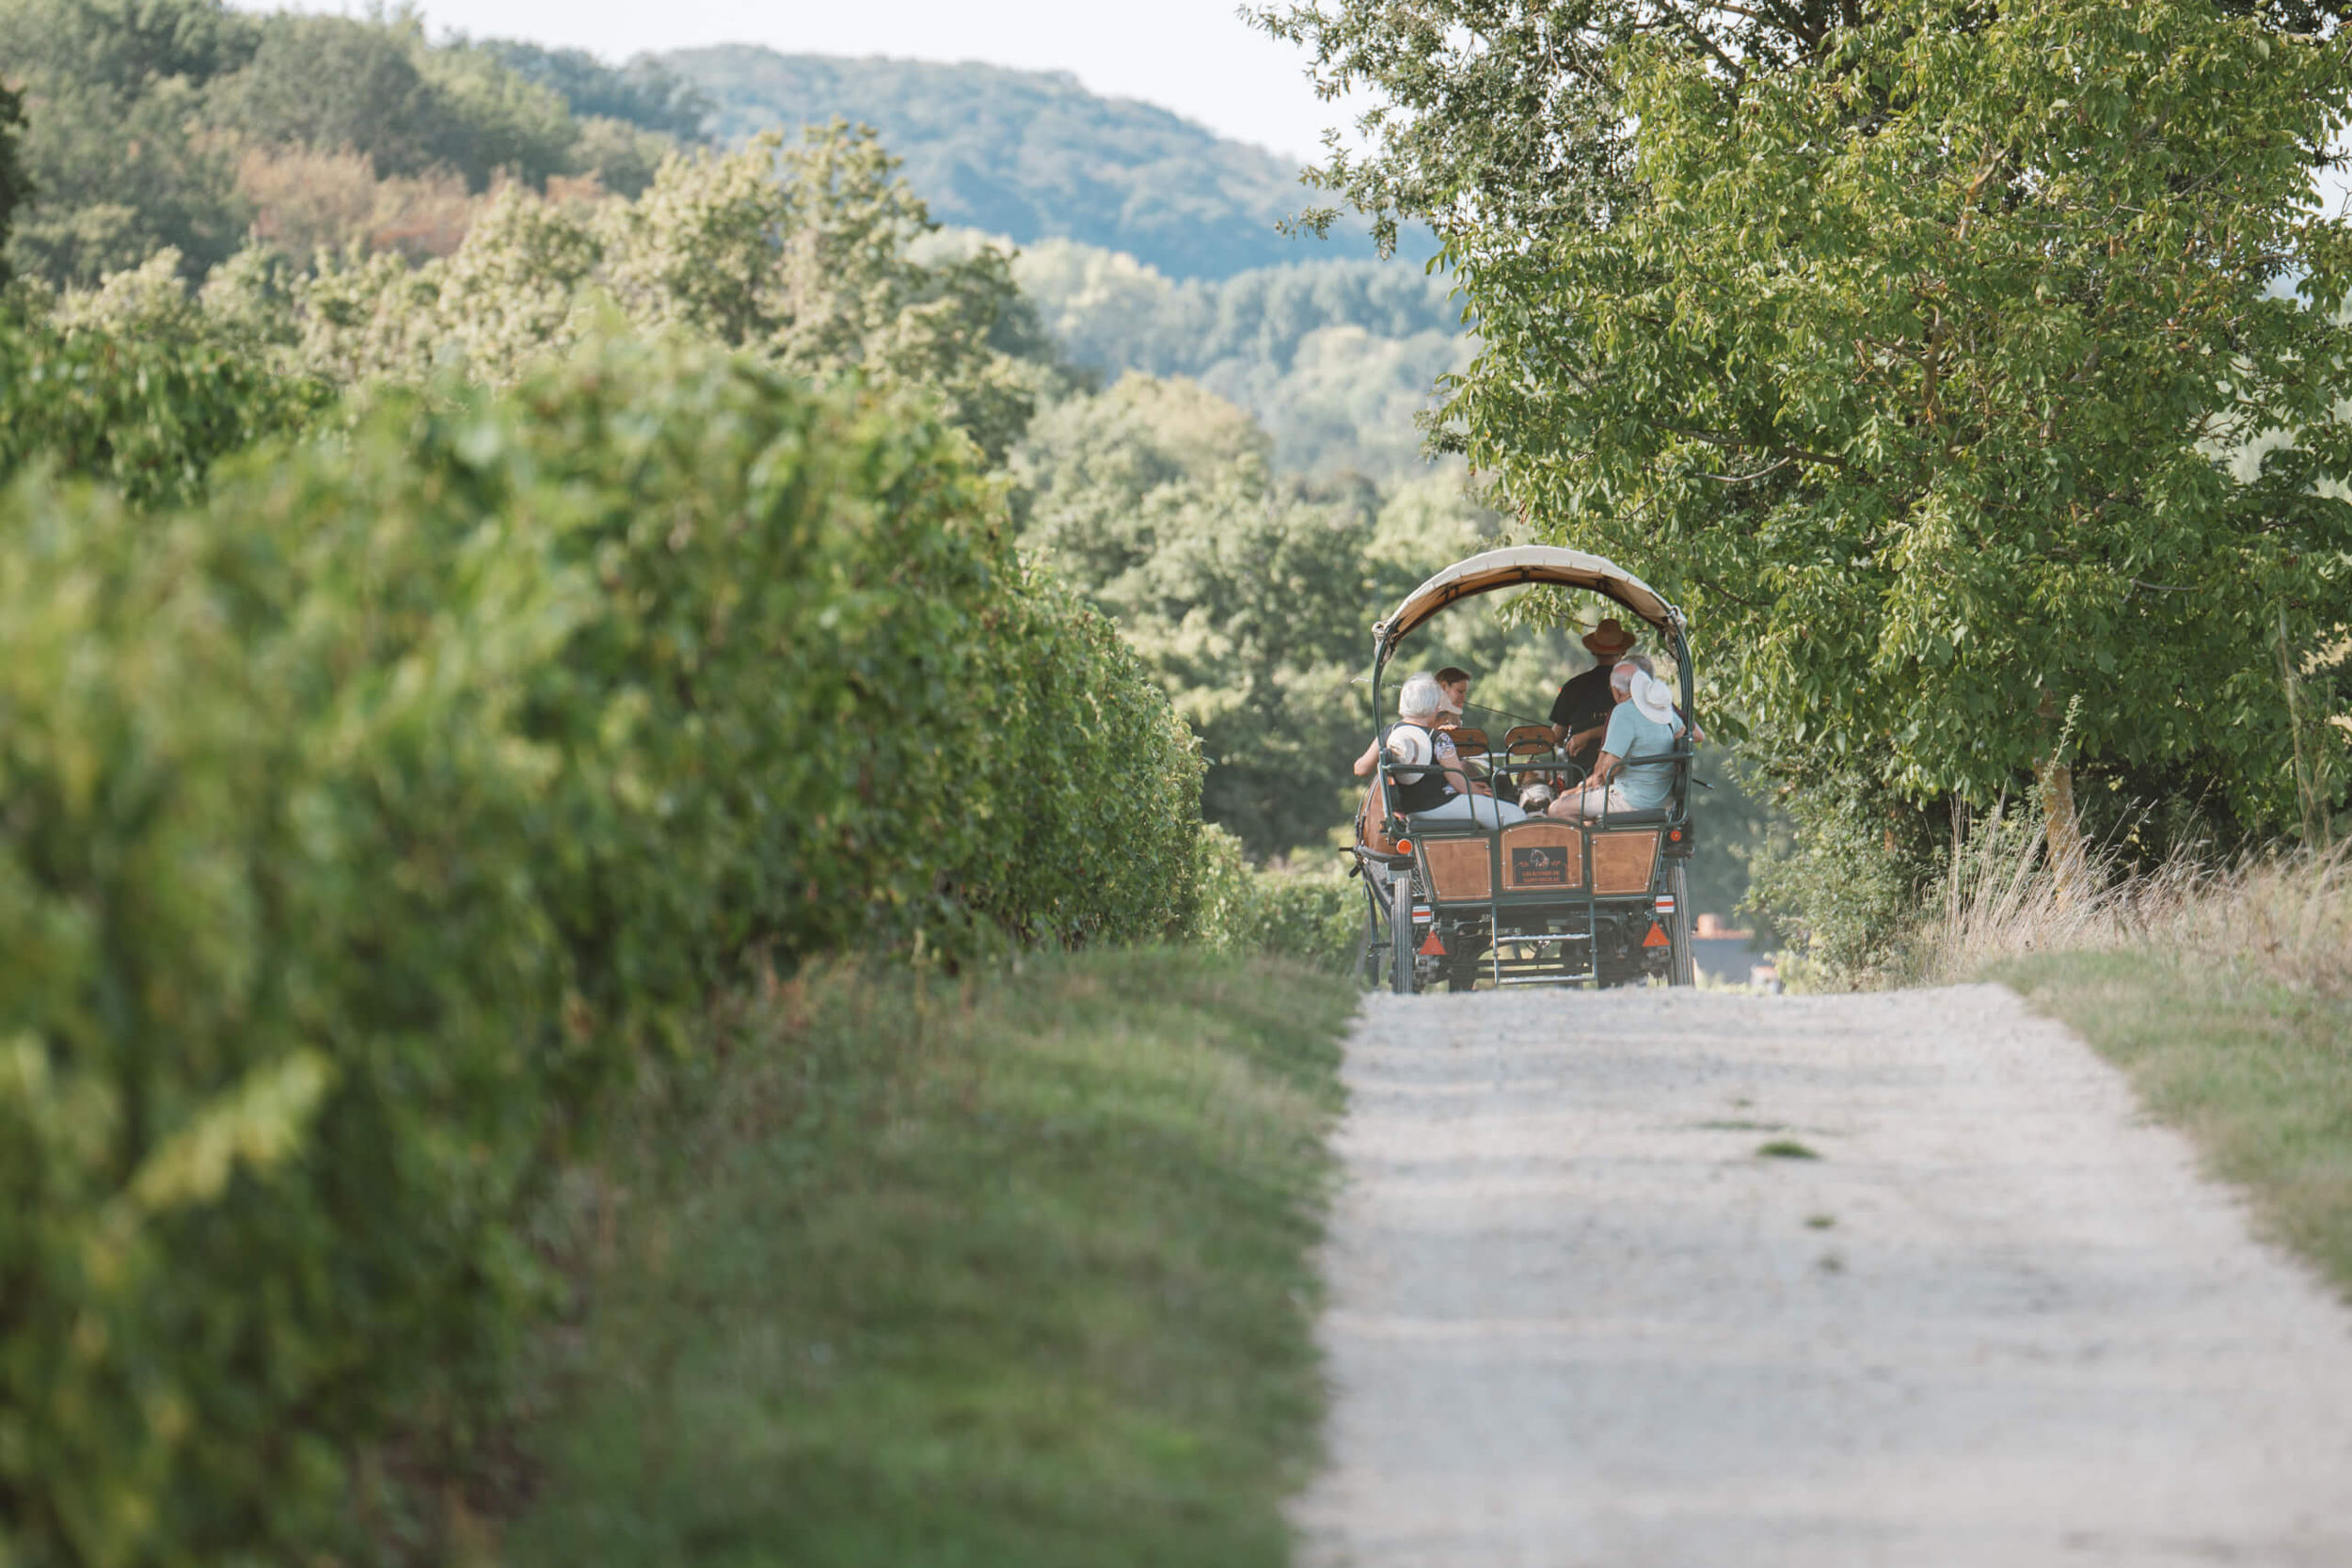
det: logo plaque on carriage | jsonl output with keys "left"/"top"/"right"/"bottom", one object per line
{"left": 1511, "top": 845, "right": 1568, "bottom": 887}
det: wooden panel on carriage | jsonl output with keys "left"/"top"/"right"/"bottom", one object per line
{"left": 1500, "top": 724, "right": 1553, "bottom": 751}
{"left": 1418, "top": 837, "right": 1493, "bottom": 901}
{"left": 1590, "top": 830, "right": 1661, "bottom": 895}
{"left": 1449, "top": 726, "right": 1489, "bottom": 756}
{"left": 1499, "top": 822, "right": 1583, "bottom": 892}
{"left": 1357, "top": 772, "right": 1402, "bottom": 857}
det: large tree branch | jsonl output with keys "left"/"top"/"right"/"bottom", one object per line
{"left": 1651, "top": 419, "right": 1851, "bottom": 470}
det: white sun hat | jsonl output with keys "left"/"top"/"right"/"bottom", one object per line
{"left": 1629, "top": 669, "right": 1677, "bottom": 727}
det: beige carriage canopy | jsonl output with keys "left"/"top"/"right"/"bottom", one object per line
{"left": 1375, "top": 546, "right": 1682, "bottom": 651}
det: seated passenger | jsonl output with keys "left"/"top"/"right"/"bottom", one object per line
{"left": 1549, "top": 662, "right": 1686, "bottom": 820}
{"left": 1354, "top": 672, "right": 1526, "bottom": 828}
{"left": 1435, "top": 666, "right": 1472, "bottom": 732}
{"left": 1549, "top": 619, "right": 1640, "bottom": 768}
{"left": 1430, "top": 665, "right": 1495, "bottom": 796}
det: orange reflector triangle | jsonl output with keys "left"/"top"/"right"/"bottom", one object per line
{"left": 1419, "top": 930, "right": 1447, "bottom": 956}
{"left": 1642, "top": 922, "right": 1671, "bottom": 948}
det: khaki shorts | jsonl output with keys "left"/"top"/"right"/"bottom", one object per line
{"left": 1567, "top": 782, "right": 1641, "bottom": 817}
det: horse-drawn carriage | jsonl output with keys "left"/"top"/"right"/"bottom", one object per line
{"left": 1352, "top": 546, "right": 1698, "bottom": 993}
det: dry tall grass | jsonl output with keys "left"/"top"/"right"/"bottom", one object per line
{"left": 1909, "top": 806, "right": 2352, "bottom": 994}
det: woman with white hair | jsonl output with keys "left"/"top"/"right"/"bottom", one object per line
{"left": 1355, "top": 672, "right": 1527, "bottom": 827}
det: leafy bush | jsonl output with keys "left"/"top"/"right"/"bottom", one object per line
{"left": 0, "top": 333, "right": 1202, "bottom": 1565}
{"left": 1191, "top": 826, "right": 1363, "bottom": 974}
{"left": 0, "top": 309, "right": 329, "bottom": 505}
{"left": 1743, "top": 774, "right": 1930, "bottom": 985}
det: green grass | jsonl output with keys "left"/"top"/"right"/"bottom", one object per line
{"left": 503, "top": 947, "right": 1358, "bottom": 1568}
{"left": 1756, "top": 1138, "right": 1820, "bottom": 1160}
{"left": 1995, "top": 949, "right": 2352, "bottom": 1294}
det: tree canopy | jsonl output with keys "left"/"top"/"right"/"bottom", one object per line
{"left": 0, "top": 81, "right": 25, "bottom": 277}
{"left": 1262, "top": 0, "right": 2352, "bottom": 879}
{"left": 0, "top": 0, "right": 698, "bottom": 282}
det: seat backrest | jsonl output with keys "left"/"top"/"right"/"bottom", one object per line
{"left": 1502, "top": 724, "right": 1552, "bottom": 750}
{"left": 1450, "top": 727, "right": 1489, "bottom": 756}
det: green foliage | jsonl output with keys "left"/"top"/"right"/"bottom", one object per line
{"left": 0, "top": 0, "right": 700, "bottom": 284}
{"left": 1672, "top": 752, "right": 1782, "bottom": 931}
{"left": 0, "top": 0, "right": 258, "bottom": 280}
{"left": 1744, "top": 774, "right": 1931, "bottom": 983}
{"left": 215, "top": 13, "right": 453, "bottom": 180}
{"left": 667, "top": 45, "right": 1396, "bottom": 279}
{"left": 210, "top": 16, "right": 581, "bottom": 190}
{"left": 1013, "top": 373, "right": 1585, "bottom": 858}
{"left": 0, "top": 81, "right": 27, "bottom": 276}
{"left": 996, "top": 237, "right": 1466, "bottom": 478}
{"left": 264, "top": 125, "right": 1046, "bottom": 461}
{"left": 1257, "top": 0, "right": 2352, "bottom": 257}
{"left": 3, "top": 70, "right": 247, "bottom": 284}
{"left": 0, "top": 335, "right": 1203, "bottom": 1566}
{"left": 599, "top": 126, "right": 1045, "bottom": 460}
{"left": 1484, "top": 0, "right": 2352, "bottom": 832}
{"left": 0, "top": 303, "right": 328, "bottom": 505}
{"left": 0, "top": 432, "right": 584, "bottom": 1562}
{"left": 983, "top": 573, "right": 1211, "bottom": 945}
{"left": 1014, "top": 376, "right": 1383, "bottom": 854}
{"left": 564, "top": 114, "right": 675, "bottom": 199}
{"left": 1191, "top": 827, "right": 1363, "bottom": 973}
{"left": 479, "top": 40, "right": 709, "bottom": 139}
{"left": 0, "top": 0, "right": 259, "bottom": 92}
{"left": 410, "top": 39, "right": 580, "bottom": 189}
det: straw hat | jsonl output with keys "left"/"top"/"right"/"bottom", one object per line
{"left": 1581, "top": 617, "right": 1638, "bottom": 657}
{"left": 1629, "top": 669, "right": 1677, "bottom": 727}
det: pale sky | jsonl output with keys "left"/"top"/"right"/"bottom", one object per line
{"left": 244, "top": 0, "right": 1351, "bottom": 163}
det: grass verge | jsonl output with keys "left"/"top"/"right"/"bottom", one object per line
{"left": 504, "top": 946, "right": 1358, "bottom": 1568}
{"left": 1994, "top": 948, "right": 2352, "bottom": 1295}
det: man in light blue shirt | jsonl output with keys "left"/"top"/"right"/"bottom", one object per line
{"left": 1548, "top": 661, "right": 1686, "bottom": 818}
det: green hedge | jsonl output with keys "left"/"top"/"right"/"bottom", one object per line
{"left": 0, "top": 335, "right": 1203, "bottom": 1566}
{"left": 1192, "top": 826, "right": 1363, "bottom": 975}
{"left": 0, "top": 314, "right": 330, "bottom": 508}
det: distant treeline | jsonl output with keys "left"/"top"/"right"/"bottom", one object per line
{"left": 0, "top": 0, "right": 707, "bottom": 283}
{"left": 668, "top": 44, "right": 1406, "bottom": 280}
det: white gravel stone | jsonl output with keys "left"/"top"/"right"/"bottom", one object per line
{"left": 1293, "top": 984, "right": 2352, "bottom": 1568}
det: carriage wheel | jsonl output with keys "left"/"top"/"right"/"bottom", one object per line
{"left": 1390, "top": 874, "right": 1419, "bottom": 996}
{"left": 1359, "top": 880, "right": 1389, "bottom": 989}
{"left": 1666, "top": 861, "right": 1696, "bottom": 988}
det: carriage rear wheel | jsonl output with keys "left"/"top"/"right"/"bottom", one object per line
{"left": 1390, "top": 874, "right": 1418, "bottom": 996}
{"left": 1360, "top": 898, "right": 1389, "bottom": 989}
{"left": 1666, "top": 861, "right": 1695, "bottom": 987}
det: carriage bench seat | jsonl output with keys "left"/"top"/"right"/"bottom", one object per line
{"left": 1583, "top": 806, "right": 1673, "bottom": 826}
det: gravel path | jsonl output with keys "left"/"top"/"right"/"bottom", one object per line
{"left": 1293, "top": 986, "right": 2352, "bottom": 1568}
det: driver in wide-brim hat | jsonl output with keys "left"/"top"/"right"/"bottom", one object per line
{"left": 1549, "top": 618, "right": 1640, "bottom": 764}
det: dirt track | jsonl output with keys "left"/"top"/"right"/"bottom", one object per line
{"left": 1293, "top": 985, "right": 2352, "bottom": 1568}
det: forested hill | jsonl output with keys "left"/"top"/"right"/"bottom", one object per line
{"left": 662, "top": 45, "right": 1385, "bottom": 279}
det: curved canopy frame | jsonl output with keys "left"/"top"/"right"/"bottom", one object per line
{"left": 1375, "top": 546, "right": 1682, "bottom": 654}
{"left": 1367, "top": 546, "right": 1692, "bottom": 736}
